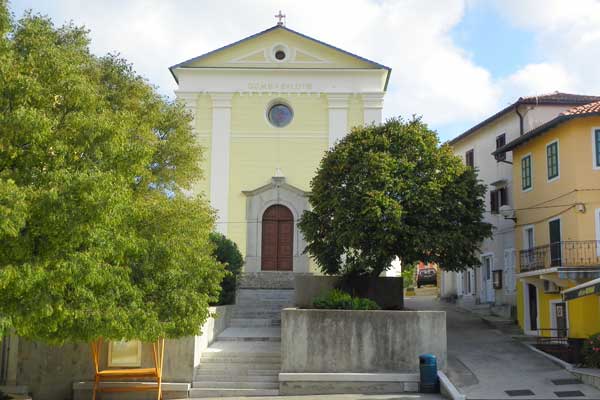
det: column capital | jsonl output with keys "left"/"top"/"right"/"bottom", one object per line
{"left": 211, "top": 93, "right": 233, "bottom": 108}
{"left": 362, "top": 92, "right": 385, "bottom": 109}
{"left": 175, "top": 91, "right": 199, "bottom": 102}
{"left": 327, "top": 93, "right": 350, "bottom": 109}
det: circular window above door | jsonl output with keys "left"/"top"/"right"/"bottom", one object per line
{"left": 267, "top": 103, "right": 293, "bottom": 127}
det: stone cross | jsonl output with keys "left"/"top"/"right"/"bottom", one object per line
{"left": 275, "top": 10, "right": 286, "bottom": 26}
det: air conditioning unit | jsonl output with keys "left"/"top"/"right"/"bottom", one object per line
{"left": 544, "top": 280, "right": 560, "bottom": 294}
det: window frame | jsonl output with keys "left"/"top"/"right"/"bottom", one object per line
{"left": 465, "top": 149, "right": 474, "bottom": 168}
{"left": 593, "top": 128, "right": 600, "bottom": 170}
{"left": 546, "top": 139, "right": 560, "bottom": 182}
{"left": 496, "top": 133, "right": 506, "bottom": 162}
{"left": 521, "top": 153, "right": 533, "bottom": 192}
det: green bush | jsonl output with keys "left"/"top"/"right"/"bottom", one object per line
{"left": 312, "top": 289, "right": 380, "bottom": 310}
{"left": 210, "top": 233, "right": 243, "bottom": 305}
{"left": 582, "top": 332, "right": 600, "bottom": 368}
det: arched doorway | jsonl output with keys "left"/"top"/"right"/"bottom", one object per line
{"left": 261, "top": 205, "right": 293, "bottom": 271}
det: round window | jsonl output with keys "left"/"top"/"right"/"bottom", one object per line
{"left": 275, "top": 50, "right": 286, "bottom": 60}
{"left": 267, "top": 103, "right": 293, "bottom": 127}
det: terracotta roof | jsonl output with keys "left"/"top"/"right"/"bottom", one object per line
{"left": 492, "top": 100, "right": 600, "bottom": 156}
{"left": 562, "top": 100, "right": 600, "bottom": 115}
{"left": 448, "top": 91, "right": 600, "bottom": 145}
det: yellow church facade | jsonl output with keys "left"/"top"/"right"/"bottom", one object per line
{"left": 494, "top": 102, "right": 600, "bottom": 340}
{"left": 170, "top": 24, "right": 390, "bottom": 273}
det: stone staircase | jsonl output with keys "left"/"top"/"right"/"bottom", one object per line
{"left": 189, "top": 287, "right": 294, "bottom": 398}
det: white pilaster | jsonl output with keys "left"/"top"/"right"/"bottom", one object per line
{"left": 175, "top": 91, "right": 198, "bottom": 132}
{"left": 328, "top": 94, "right": 350, "bottom": 147}
{"left": 210, "top": 93, "right": 233, "bottom": 235}
{"left": 362, "top": 93, "right": 385, "bottom": 125}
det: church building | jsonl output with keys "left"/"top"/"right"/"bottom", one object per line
{"left": 170, "top": 21, "right": 390, "bottom": 274}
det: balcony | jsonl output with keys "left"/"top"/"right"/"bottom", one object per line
{"left": 519, "top": 241, "right": 600, "bottom": 273}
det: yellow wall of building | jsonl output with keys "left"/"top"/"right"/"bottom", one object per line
{"left": 513, "top": 117, "right": 600, "bottom": 250}
{"left": 512, "top": 116, "right": 600, "bottom": 338}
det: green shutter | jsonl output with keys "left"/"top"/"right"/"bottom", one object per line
{"left": 521, "top": 155, "right": 532, "bottom": 190}
{"left": 596, "top": 130, "right": 600, "bottom": 168}
{"left": 547, "top": 142, "right": 559, "bottom": 180}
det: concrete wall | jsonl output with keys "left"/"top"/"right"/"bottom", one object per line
{"left": 12, "top": 305, "right": 232, "bottom": 400}
{"left": 294, "top": 275, "right": 404, "bottom": 310}
{"left": 281, "top": 308, "right": 446, "bottom": 373}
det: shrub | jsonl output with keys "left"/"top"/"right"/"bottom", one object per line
{"left": 210, "top": 233, "right": 244, "bottom": 305}
{"left": 312, "top": 289, "right": 380, "bottom": 310}
{"left": 582, "top": 332, "right": 600, "bottom": 368}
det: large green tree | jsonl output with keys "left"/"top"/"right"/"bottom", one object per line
{"left": 299, "top": 117, "right": 492, "bottom": 277}
{"left": 0, "top": 3, "right": 224, "bottom": 343}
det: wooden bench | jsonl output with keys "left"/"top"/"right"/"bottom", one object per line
{"left": 90, "top": 338, "right": 164, "bottom": 400}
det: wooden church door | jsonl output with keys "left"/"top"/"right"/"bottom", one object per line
{"left": 261, "top": 205, "right": 293, "bottom": 271}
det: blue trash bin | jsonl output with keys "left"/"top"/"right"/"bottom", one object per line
{"left": 419, "top": 353, "right": 439, "bottom": 393}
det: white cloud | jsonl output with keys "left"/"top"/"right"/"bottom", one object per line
{"left": 493, "top": 0, "right": 600, "bottom": 97}
{"left": 13, "top": 0, "right": 501, "bottom": 133}
{"left": 501, "top": 63, "right": 575, "bottom": 99}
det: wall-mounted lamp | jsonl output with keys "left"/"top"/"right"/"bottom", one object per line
{"left": 499, "top": 205, "right": 517, "bottom": 223}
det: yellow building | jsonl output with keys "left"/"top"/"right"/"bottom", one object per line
{"left": 493, "top": 101, "right": 600, "bottom": 340}
{"left": 169, "top": 23, "right": 390, "bottom": 273}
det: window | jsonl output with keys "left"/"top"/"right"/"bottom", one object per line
{"left": 465, "top": 149, "right": 474, "bottom": 167}
{"left": 595, "top": 129, "right": 600, "bottom": 168}
{"left": 496, "top": 134, "right": 506, "bottom": 161}
{"left": 490, "top": 187, "right": 508, "bottom": 214}
{"left": 524, "top": 227, "right": 534, "bottom": 250}
{"left": 521, "top": 155, "right": 532, "bottom": 190}
{"left": 493, "top": 270, "right": 503, "bottom": 289}
{"left": 267, "top": 103, "right": 293, "bottom": 127}
{"left": 547, "top": 141, "right": 559, "bottom": 180}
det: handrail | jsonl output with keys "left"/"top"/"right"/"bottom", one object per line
{"left": 520, "top": 240, "right": 600, "bottom": 272}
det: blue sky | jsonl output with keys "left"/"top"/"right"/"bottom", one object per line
{"left": 7, "top": 0, "right": 600, "bottom": 141}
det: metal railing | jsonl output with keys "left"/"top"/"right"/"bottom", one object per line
{"left": 520, "top": 240, "right": 600, "bottom": 272}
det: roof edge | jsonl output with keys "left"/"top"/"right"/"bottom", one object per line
{"left": 169, "top": 25, "right": 391, "bottom": 88}
{"left": 492, "top": 112, "right": 600, "bottom": 156}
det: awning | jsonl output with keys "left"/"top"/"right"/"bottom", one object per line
{"left": 563, "top": 277, "right": 600, "bottom": 301}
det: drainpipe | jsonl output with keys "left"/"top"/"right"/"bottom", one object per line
{"left": 515, "top": 103, "right": 524, "bottom": 136}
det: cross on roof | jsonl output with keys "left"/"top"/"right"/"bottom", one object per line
{"left": 275, "top": 10, "right": 286, "bottom": 26}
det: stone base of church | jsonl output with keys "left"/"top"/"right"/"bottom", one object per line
{"left": 239, "top": 271, "right": 298, "bottom": 290}
{"left": 244, "top": 256, "right": 310, "bottom": 274}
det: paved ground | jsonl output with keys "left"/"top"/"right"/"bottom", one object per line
{"left": 184, "top": 394, "right": 443, "bottom": 400}
{"left": 407, "top": 296, "right": 600, "bottom": 400}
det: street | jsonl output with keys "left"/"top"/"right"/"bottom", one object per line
{"left": 407, "top": 296, "right": 600, "bottom": 400}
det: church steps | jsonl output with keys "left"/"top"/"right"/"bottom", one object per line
{"left": 228, "top": 318, "right": 280, "bottom": 327}
{"left": 190, "top": 285, "right": 289, "bottom": 397}
{"left": 192, "top": 381, "right": 279, "bottom": 389}
{"left": 189, "top": 388, "right": 279, "bottom": 398}
{"left": 193, "top": 374, "right": 279, "bottom": 383}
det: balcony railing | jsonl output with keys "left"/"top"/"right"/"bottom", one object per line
{"left": 520, "top": 240, "right": 600, "bottom": 272}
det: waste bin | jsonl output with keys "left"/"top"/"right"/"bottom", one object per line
{"left": 419, "top": 353, "right": 439, "bottom": 393}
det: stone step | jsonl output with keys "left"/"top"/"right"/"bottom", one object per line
{"left": 196, "top": 362, "right": 281, "bottom": 371}
{"left": 233, "top": 305, "right": 289, "bottom": 312}
{"left": 201, "top": 350, "right": 280, "bottom": 359}
{"left": 231, "top": 311, "right": 281, "bottom": 319}
{"left": 193, "top": 374, "right": 279, "bottom": 382}
{"left": 217, "top": 336, "right": 281, "bottom": 342}
{"left": 189, "top": 388, "right": 279, "bottom": 398}
{"left": 194, "top": 367, "right": 280, "bottom": 376}
{"left": 200, "top": 356, "right": 281, "bottom": 364}
{"left": 192, "top": 381, "right": 279, "bottom": 389}
{"left": 229, "top": 318, "right": 279, "bottom": 327}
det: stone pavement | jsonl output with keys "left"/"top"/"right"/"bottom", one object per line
{"left": 407, "top": 296, "right": 600, "bottom": 400}
{"left": 179, "top": 394, "right": 443, "bottom": 400}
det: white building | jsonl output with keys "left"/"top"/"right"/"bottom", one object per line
{"left": 441, "top": 92, "right": 600, "bottom": 317}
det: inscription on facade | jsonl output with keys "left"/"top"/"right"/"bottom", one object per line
{"left": 247, "top": 82, "right": 313, "bottom": 91}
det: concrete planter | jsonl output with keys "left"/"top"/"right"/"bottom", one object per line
{"left": 294, "top": 274, "right": 404, "bottom": 309}
{"left": 280, "top": 308, "right": 446, "bottom": 395}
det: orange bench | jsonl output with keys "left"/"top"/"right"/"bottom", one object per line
{"left": 90, "top": 338, "right": 165, "bottom": 400}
